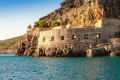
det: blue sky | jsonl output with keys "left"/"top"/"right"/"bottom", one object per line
{"left": 0, "top": 0, "right": 65, "bottom": 40}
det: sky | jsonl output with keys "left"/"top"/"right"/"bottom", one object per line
{"left": 0, "top": 0, "right": 65, "bottom": 40}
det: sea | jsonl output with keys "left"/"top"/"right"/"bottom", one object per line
{"left": 0, "top": 54, "right": 120, "bottom": 80}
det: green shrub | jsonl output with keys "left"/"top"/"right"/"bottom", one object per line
{"left": 50, "top": 20, "right": 60, "bottom": 28}
{"left": 33, "top": 21, "right": 39, "bottom": 28}
{"left": 33, "top": 20, "right": 48, "bottom": 28}
{"left": 38, "top": 20, "right": 48, "bottom": 28}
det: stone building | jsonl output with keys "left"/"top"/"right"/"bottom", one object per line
{"left": 16, "top": 19, "right": 120, "bottom": 57}
{"left": 31, "top": 19, "right": 120, "bottom": 57}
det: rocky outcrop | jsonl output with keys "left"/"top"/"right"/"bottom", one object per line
{"left": 16, "top": 29, "right": 39, "bottom": 56}
{"left": 16, "top": 0, "right": 120, "bottom": 57}
{"left": 86, "top": 39, "right": 120, "bottom": 57}
{"left": 86, "top": 47, "right": 108, "bottom": 57}
{"left": 40, "top": 0, "right": 120, "bottom": 27}
{"left": 110, "top": 44, "right": 120, "bottom": 57}
{"left": 16, "top": 28, "right": 51, "bottom": 56}
{"left": 33, "top": 47, "right": 86, "bottom": 57}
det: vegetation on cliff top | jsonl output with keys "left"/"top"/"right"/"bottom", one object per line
{"left": 33, "top": 20, "right": 60, "bottom": 28}
{"left": 0, "top": 36, "right": 22, "bottom": 51}
{"left": 50, "top": 20, "right": 61, "bottom": 28}
{"left": 33, "top": 20, "right": 48, "bottom": 28}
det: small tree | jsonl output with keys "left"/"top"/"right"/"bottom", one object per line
{"left": 33, "top": 20, "right": 48, "bottom": 28}
{"left": 33, "top": 21, "right": 39, "bottom": 28}
{"left": 27, "top": 25, "right": 32, "bottom": 28}
{"left": 33, "top": 24, "right": 37, "bottom": 28}
{"left": 38, "top": 20, "right": 48, "bottom": 28}
{"left": 50, "top": 20, "right": 60, "bottom": 28}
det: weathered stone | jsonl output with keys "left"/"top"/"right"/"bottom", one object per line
{"left": 87, "top": 47, "right": 107, "bottom": 57}
{"left": 39, "top": 0, "right": 120, "bottom": 27}
{"left": 110, "top": 38, "right": 120, "bottom": 45}
{"left": 110, "top": 44, "right": 120, "bottom": 57}
{"left": 16, "top": 28, "right": 40, "bottom": 56}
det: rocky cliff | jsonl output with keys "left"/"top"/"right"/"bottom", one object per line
{"left": 40, "top": 0, "right": 120, "bottom": 27}
{"left": 16, "top": 28, "right": 51, "bottom": 56}
{"left": 16, "top": 0, "right": 120, "bottom": 57}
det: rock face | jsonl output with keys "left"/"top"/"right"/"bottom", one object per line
{"left": 39, "top": 0, "right": 120, "bottom": 27}
{"left": 16, "top": 35, "right": 38, "bottom": 56}
{"left": 16, "top": 28, "right": 39, "bottom": 56}
{"left": 16, "top": 28, "right": 51, "bottom": 56}
{"left": 33, "top": 47, "right": 86, "bottom": 57}
{"left": 110, "top": 44, "right": 120, "bottom": 57}
{"left": 87, "top": 47, "right": 108, "bottom": 57}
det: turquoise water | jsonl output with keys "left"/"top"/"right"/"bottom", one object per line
{"left": 0, "top": 54, "right": 120, "bottom": 80}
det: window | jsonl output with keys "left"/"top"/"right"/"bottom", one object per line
{"left": 72, "top": 35, "right": 77, "bottom": 39}
{"left": 96, "top": 34, "right": 100, "bottom": 39}
{"left": 61, "top": 36, "right": 64, "bottom": 40}
{"left": 84, "top": 34, "right": 88, "bottom": 39}
{"left": 65, "top": 45, "right": 67, "bottom": 48}
{"left": 43, "top": 37, "right": 45, "bottom": 42}
{"left": 51, "top": 37, "right": 54, "bottom": 41}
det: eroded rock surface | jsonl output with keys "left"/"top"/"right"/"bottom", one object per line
{"left": 16, "top": 29, "right": 40, "bottom": 56}
{"left": 40, "top": 0, "right": 120, "bottom": 27}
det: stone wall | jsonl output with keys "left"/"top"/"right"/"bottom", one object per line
{"left": 16, "top": 19, "right": 120, "bottom": 57}
{"left": 32, "top": 19, "right": 120, "bottom": 57}
{"left": 101, "top": 19, "right": 120, "bottom": 39}
{"left": 102, "top": 19, "right": 120, "bottom": 33}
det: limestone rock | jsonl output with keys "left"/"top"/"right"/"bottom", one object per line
{"left": 16, "top": 29, "right": 39, "bottom": 56}
{"left": 87, "top": 47, "right": 108, "bottom": 57}
{"left": 39, "top": 0, "right": 120, "bottom": 27}
{"left": 110, "top": 44, "right": 120, "bottom": 57}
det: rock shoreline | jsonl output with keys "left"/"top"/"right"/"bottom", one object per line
{"left": 86, "top": 44, "right": 120, "bottom": 57}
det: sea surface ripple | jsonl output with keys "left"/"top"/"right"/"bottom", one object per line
{"left": 0, "top": 54, "right": 120, "bottom": 80}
